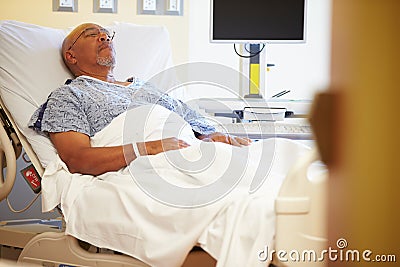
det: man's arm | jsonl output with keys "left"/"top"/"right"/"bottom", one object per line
{"left": 49, "top": 131, "right": 190, "bottom": 176}
{"left": 196, "top": 132, "right": 252, "bottom": 147}
{"left": 159, "top": 96, "right": 251, "bottom": 146}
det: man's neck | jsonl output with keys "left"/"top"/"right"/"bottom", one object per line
{"left": 77, "top": 69, "right": 117, "bottom": 83}
{"left": 76, "top": 72, "right": 131, "bottom": 86}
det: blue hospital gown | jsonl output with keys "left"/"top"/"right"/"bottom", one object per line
{"left": 28, "top": 76, "right": 216, "bottom": 137}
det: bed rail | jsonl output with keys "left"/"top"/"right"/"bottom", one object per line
{"left": 0, "top": 106, "right": 17, "bottom": 201}
{"left": 274, "top": 148, "right": 328, "bottom": 266}
{"left": 18, "top": 232, "right": 150, "bottom": 267}
{"left": 0, "top": 97, "right": 44, "bottom": 173}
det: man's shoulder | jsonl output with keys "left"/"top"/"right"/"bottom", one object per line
{"left": 47, "top": 86, "right": 81, "bottom": 104}
{"left": 50, "top": 77, "right": 89, "bottom": 96}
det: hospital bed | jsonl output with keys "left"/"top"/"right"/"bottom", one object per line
{"left": 0, "top": 20, "right": 327, "bottom": 267}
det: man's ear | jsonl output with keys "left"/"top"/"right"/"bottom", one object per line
{"left": 65, "top": 51, "right": 77, "bottom": 64}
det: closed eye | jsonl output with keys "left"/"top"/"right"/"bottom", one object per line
{"left": 86, "top": 33, "right": 99, "bottom": 37}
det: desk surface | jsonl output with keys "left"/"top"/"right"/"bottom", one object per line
{"left": 214, "top": 119, "right": 314, "bottom": 140}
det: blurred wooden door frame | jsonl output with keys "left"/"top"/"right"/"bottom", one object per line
{"left": 324, "top": 0, "right": 400, "bottom": 266}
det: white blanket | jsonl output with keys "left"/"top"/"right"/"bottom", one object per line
{"left": 41, "top": 105, "right": 311, "bottom": 267}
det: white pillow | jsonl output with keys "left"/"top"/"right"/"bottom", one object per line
{"left": 0, "top": 21, "right": 70, "bottom": 166}
{"left": 110, "top": 21, "right": 178, "bottom": 92}
{"left": 0, "top": 20, "right": 177, "bottom": 167}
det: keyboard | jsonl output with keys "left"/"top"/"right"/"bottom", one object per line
{"left": 214, "top": 120, "right": 314, "bottom": 140}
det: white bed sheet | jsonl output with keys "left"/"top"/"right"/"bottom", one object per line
{"left": 41, "top": 105, "right": 311, "bottom": 267}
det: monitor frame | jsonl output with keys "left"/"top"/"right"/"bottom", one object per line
{"left": 210, "top": 0, "right": 308, "bottom": 44}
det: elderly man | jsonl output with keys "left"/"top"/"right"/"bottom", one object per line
{"left": 29, "top": 23, "right": 250, "bottom": 176}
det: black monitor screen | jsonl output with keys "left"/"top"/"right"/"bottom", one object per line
{"left": 211, "top": 0, "right": 306, "bottom": 43}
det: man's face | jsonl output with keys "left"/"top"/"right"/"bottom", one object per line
{"left": 67, "top": 23, "right": 116, "bottom": 70}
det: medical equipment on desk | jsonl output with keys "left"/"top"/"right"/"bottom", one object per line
{"left": 0, "top": 20, "right": 327, "bottom": 267}
{"left": 196, "top": 96, "right": 314, "bottom": 140}
{"left": 197, "top": 97, "right": 313, "bottom": 118}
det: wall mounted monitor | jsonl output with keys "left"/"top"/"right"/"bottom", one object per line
{"left": 210, "top": 0, "right": 307, "bottom": 44}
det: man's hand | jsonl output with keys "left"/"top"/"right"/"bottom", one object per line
{"left": 50, "top": 132, "right": 190, "bottom": 176}
{"left": 198, "top": 132, "right": 252, "bottom": 147}
{"left": 139, "top": 137, "right": 191, "bottom": 155}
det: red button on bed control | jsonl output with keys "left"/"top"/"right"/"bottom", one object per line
{"left": 20, "top": 164, "right": 41, "bottom": 194}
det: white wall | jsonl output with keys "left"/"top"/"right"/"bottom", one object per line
{"left": 188, "top": 0, "right": 332, "bottom": 100}
{"left": 267, "top": 0, "right": 332, "bottom": 100}
{"left": 187, "top": 0, "right": 241, "bottom": 99}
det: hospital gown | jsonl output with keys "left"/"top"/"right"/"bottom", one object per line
{"left": 28, "top": 75, "right": 215, "bottom": 137}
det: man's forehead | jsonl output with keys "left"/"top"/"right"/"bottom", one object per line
{"left": 63, "top": 22, "right": 109, "bottom": 53}
{"left": 65, "top": 23, "right": 100, "bottom": 46}
{"left": 73, "top": 23, "right": 100, "bottom": 34}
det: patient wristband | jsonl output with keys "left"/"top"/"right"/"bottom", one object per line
{"left": 132, "top": 142, "right": 141, "bottom": 158}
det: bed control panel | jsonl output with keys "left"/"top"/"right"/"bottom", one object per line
{"left": 20, "top": 164, "right": 41, "bottom": 194}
